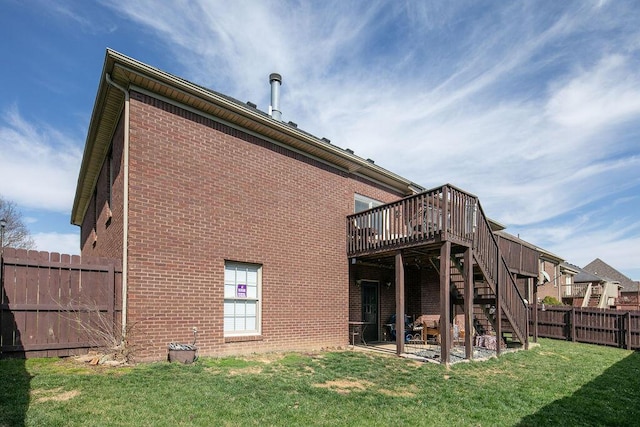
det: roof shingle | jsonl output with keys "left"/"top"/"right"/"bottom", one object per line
{"left": 583, "top": 258, "right": 638, "bottom": 292}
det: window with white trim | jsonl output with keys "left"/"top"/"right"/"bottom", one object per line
{"left": 354, "top": 194, "right": 387, "bottom": 233}
{"left": 224, "top": 262, "right": 261, "bottom": 336}
{"left": 354, "top": 194, "right": 383, "bottom": 213}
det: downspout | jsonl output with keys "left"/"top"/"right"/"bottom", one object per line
{"left": 105, "top": 73, "right": 130, "bottom": 343}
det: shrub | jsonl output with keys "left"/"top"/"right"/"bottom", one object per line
{"left": 542, "top": 296, "right": 563, "bottom": 306}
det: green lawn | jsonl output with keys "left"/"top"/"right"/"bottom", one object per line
{"left": 1, "top": 339, "right": 639, "bottom": 426}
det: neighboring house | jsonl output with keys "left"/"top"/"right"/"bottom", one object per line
{"left": 582, "top": 258, "right": 637, "bottom": 310}
{"left": 493, "top": 233, "right": 586, "bottom": 309}
{"left": 494, "top": 231, "right": 539, "bottom": 303}
{"left": 558, "top": 262, "right": 580, "bottom": 304}
{"left": 535, "top": 248, "right": 565, "bottom": 303}
{"left": 72, "top": 50, "right": 530, "bottom": 363}
{"left": 569, "top": 265, "right": 620, "bottom": 309}
{"left": 618, "top": 280, "right": 640, "bottom": 311}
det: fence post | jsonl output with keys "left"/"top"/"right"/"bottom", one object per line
{"left": 495, "top": 256, "right": 502, "bottom": 357}
{"left": 525, "top": 300, "right": 530, "bottom": 350}
{"left": 625, "top": 311, "right": 631, "bottom": 350}
{"left": 108, "top": 263, "right": 115, "bottom": 341}
{"left": 532, "top": 279, "right": 538, "bottom": 342}
{"left": 571, "top": 307, "right": 576, "bottom": 342}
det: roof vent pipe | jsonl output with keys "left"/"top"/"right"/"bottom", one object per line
{"left": 269, "top": 73, "right": 282, "bottom": 121}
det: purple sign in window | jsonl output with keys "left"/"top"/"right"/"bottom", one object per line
{"left": 236, "top": 284, "right": 247, "bottom": 298}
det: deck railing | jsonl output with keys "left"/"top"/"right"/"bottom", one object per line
{"left": 347, "top": 185, "right": 476, "bottom": 256}
{"left": 563, "top": 283, "right": 589, "bottom": 298}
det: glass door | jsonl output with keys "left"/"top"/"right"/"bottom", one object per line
{"left": 361, "top": 282, "right": 378, "bottom": 343}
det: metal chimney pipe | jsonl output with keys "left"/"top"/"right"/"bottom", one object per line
{"left": 269, "top": 73, "right": 282, "bottom": 121}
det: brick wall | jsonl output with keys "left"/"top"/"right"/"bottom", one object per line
{"left": 420, "top": 265, "right": 441, "bottom": 315}
{"left": 348, "top": 263, "right": 396, "bottom": 342}
{"left": 617, "top": 292, "right": 640, "bottom": 311}
{"left": 348, "top": 262, "right": 439, "bottom": 342}
{"left": 405, "top": 267, "right": 422, "bottom": 319}
{"left": 90, "top": 91, "right": 404, "bottom": 360}
{"left": 81, "top": 117, "right": 124, "bottom": 259}
{"left": 537, "top": 259, "right": 561, "bottom": 302}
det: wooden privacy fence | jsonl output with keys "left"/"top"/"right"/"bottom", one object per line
{"left": 532, "top": 305, "right": 640, "bottom": 350}
{"left": 1, "top": 248, "right": 122, "bottom": 358}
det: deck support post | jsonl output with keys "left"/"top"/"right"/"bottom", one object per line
{"left": 395, "top": 250, "right": 405, "bottom": 356}
{"left": 440, "top": 241, "right": 451, "bottom": 365}
{"left": 463, "top": 247, "right": 473, "bottom": 360}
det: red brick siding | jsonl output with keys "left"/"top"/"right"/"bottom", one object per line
{"left": 348, "top": 263, "right": 436, "bottom": 342}
{"left": 348, "top": 264, "right": 394, "bottom": 341}
{"left": 80, "top": 192, "right": 96, "bottom": 252}
{"left": 121, "top": 91, "right": 403, "bottom": 360}
{"left": 420, "top": 266, "right": 441, "bottom": 315}
{"left": 537, "top": 260, "right": 561, "bottom": 302}
{"left": 81, "top": 117, "right": 125, "bottom": 259}
{"left": 405, "top": 267, "right": 422, "bottom": 319}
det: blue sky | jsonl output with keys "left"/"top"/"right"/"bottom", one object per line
{"left": 1, "top": 1, "right": 639, "bottom": 279}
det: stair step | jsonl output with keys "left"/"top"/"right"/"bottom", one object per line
{"left": 447, "top": 237, "right": 527, "bottom": 346}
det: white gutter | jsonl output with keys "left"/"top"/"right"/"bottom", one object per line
{"left": 105, "top": 73, "right": 130, "bottom": 342}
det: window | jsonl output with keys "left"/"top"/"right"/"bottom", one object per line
{"left": 354, "top": 194, "right": 383, "bottom": 213}
{"left": 224, "top": 262, "right": 261, "bottom": 336}
{"left": 354, "top": 194, "right": 386, "bottom": 231}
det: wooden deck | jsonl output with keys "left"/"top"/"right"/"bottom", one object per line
{"left": 347, "top": 184, "right": 530, "bottom": 364}
{"left": 347, "top": 184, "right": 476, "bottom": 258}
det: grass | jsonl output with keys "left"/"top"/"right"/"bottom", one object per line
{"left": 1, "top": 338, "right": 639, "bottom": 426}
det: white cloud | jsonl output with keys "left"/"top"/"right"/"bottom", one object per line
{"left": 0, "top": 107, "right": 82, "bottom": 213}
{"left": 546, "top": 55, "right": 640, "bottom": 130}
{"left": 94, "top": 0, "right": 640, "bottom": 275}
{"left": 32, "top": 232, "right": 80, "bottom": 255}
{"left": 37, "top": 0, "right": 119, "bottom": 35}
{"left": 523, "top": 222, "right": 640, "bottom": 277}
{"left": 512, "top": 194, "right": 640, "bottom": 277}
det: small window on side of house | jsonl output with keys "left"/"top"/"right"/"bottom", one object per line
{"left": 354, "top": 194, "right": 383, "bottom": 213}
{"left": 224, "top": 262, "right": 262, "bottom": 337}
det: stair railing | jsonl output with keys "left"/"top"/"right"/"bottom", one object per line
{"left": 445, "top": 185, "right": 527, "bottom": 343}
{"left": 470, "top": 196, "right": 527, "bottom": 343}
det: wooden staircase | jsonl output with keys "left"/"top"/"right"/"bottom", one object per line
{"left": 450, "top": 248, "right": 527, "bottom": 345}
{"left": 469, "top": 195, "right": 528, "bottom": 344}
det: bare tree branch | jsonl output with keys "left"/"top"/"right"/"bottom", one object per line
{"left": 0, "top": 195, "right": 36, "bottom": 250}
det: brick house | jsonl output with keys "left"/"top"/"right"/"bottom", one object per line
{"left": 582, "top": 258, "right": 633, "bottom": 310}
{"left": 494, "top": 230, "right": 541, "bottom": 302}
{"left": 72, "top": 50, "right": 531, "bottom": 363}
